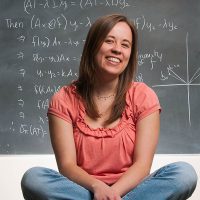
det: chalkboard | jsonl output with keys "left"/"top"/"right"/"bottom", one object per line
{"left": 0, "top": 0, "right": 200, "bottom": 154}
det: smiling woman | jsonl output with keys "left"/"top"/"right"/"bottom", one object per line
{"left": 76, "top": 14, "right": 138, "bottom": 126}
{"left": 21, "top": 14, "right": 197, "bottom": 200}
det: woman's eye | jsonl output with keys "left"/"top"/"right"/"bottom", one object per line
{"left": 105, "top": 39, "right": 113, "bottom": 44}
{"left": 122, "top": 43, "right": 130, "bottom": 48}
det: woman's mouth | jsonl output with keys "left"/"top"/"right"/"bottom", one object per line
{"left": 106, "top": 56, "right": 121, "bottom": 63}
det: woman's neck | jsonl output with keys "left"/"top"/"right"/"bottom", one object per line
{"left": 93, "top": 78, "right": 118, "bottom": 97}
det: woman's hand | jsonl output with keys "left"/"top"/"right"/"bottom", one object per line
{"left": 92, "top": 181, "right": 121, "bottom": 200}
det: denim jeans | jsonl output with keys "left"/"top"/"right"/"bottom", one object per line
{"left": 21, "top": 161, "right": 197, "bottom": 200}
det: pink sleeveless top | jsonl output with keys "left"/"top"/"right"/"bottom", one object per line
{"left": 48, "top": 82, "right": 161, "bottom": 185}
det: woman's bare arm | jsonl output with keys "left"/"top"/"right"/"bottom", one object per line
{"left": 111, "top": 111, "right": 160, "bottom": 197}
{"left": 48, "top": 114, "right": 121, "bottom": 200}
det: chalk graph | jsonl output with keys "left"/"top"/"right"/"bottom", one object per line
{"left": 152, "top": 33, "right": 200, "bottom": 126}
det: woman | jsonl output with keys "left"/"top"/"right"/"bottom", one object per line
{"left": 21, "top": 14, "right": 197, "bottom": 200}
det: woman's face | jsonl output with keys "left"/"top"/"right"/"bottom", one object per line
{"left": 95, "top": 21, "right": 132, "bottom": 80}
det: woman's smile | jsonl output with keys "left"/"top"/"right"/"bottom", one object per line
{"left": 106, "top": 56, "right": 121, "bottom": 64}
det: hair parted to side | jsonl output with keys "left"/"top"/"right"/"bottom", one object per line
{"left": 75, "top": 14, "right": 138, "bottom": 125}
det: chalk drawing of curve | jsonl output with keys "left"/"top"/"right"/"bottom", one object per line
{"left": 152, "top": 33, "right": 200, "bottom": 126}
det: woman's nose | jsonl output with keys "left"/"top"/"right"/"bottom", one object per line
{"left": 111, "top": 43, "right": 121, "bottom": 55}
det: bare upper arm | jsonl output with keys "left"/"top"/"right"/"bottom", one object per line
{"left": 48, "top": 114, "right": 77, "bottom": 171}
{"left": 133, "top": 111, "right": 160, "bottom": 171}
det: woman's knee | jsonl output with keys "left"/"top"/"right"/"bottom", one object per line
{"left": 21, "top": 167, "right": 93, "bottom": 200}
{"left": 170, "top": 161, "right": 198, "bottom": 196}
{"left": 21, "top": 167, "right": 50, "bottom": 198}
{"left": 21, "top": 167, "right": 44, "bottom": 187}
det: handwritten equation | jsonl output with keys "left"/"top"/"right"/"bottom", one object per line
{"left": 5, "top": 15, "right": 91, "bottom": 31}
{"left": 23, "top": 0, "right": 132, "bottom": 14}
{"left": 5, "top": 15, "right": 178, "bottom": 33}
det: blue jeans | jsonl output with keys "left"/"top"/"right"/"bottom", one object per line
{"left": 21, "top": 161, "right": 197, "bottom": 200}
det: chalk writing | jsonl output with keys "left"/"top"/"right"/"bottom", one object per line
{"left": 37, "top": 99, "right": 49, "bottom": 110}
{"left": 33, "top": 53, "right": 80, "bottom": 63}
{"left": 32, "top": 36, "right": 83, "bottom": 47}
{"left": 80, "top": 0, "right": 131, "bottom": 9}
{"left": 5, "top": 19, "right": 24, "bottom": 29}
{"left": 17, "top": 52, "right": 24, "bottom": 60}
{"left": 34, "top": 85, "right": 61, "bottom": 95}
{"left": 17, "top": 85, "right": 23, "bottom": 92}
{"left": 19, "top": 112, "right": 25, "bottom": 119}
{"left": 24, "top": 0, "right": 131, "bottom": 14}
{"left": 19, "top": 124, "right": 47, "bottom": 137}
{"left": 158, "top": 18, "right": 178, "bottom": 32}
{"left": 18, "top": 99, "right": 25, "bottom": 107}
{"left": 36, "top": 69, "right": 78, "bottom": 79}
{"left": 39, "top": 116, "right": 48, "bottom": 124}
{"left": 24, "top": 0, "right": 68, "bottom": 14}
{"left": 134, "top": 16, "right": 178, "bottom": 32}
{"left": 19, "top": 69, "right": 26, "bottom": 77}
{"left": 152, "top": 33, "right": 200, "bottom": 126}
{"left": 10, "top": 121, "right": 15, "bottom": 132}
{"left": 30, "top": 14, "right": 91, "bottom": 31}
{"left": 135, "top": 73, "right": 144, "bottom": 82}
{"left": 17, "top": 35, "right": 26, "bottom": 42}
{"left": 138, "top": 49, "right": 163, "bottom": 70}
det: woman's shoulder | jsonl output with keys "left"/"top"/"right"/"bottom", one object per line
{"left": 127, "top": 82, "right": 161, "bottom": 121}
{"left": 53, "top": 83, "right": 77, "bottom": 99}
{"left": 128, "top": 81, "right": 160, "bottom": 104}
{"left": 48, "top": 83, "right": 79, "bottom": 123}
{"left": 128, "top": 81, "right": 152, "bottom": 94}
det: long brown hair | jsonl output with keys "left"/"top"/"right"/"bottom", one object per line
{"left": 75, "top": 14, "right": 138, "bottom": 125}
